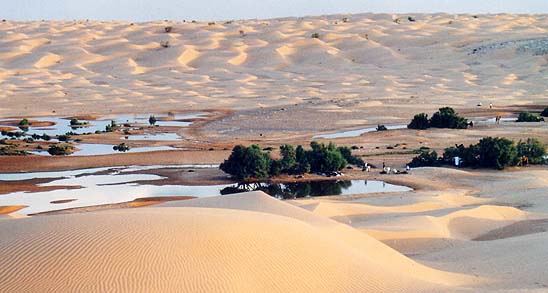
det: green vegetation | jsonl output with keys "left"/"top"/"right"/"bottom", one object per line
{"left": 517, "top": 112, "right": 541, "bottom": 122}
{"left": 220, "top": 142, "right": 361, "bottom": 181}
{"left": 409, "top": 137, "right": 546, "bottom": 170}
{"left": 311, "top": 33, "right": 320, "bottom": 38}
{"left": 541, "top": 108, "right": 548, "bottom": 117}
{"left": 47, "top": 144, "right": 74, "bottom": 156}
{"left": 407, "top": 113, "right": 429, "bottom": 129}
{"left": 429, "top": 107, "right": 469, "bottom": 129}
{"left": 113, "top": 143, "right": 130, "bottom": 152}
{"left": 376, "top": 124, "right": 388, "bottom": 131}
{"left": 148, "top": 115, "right": 157, "bottom": 126}
{"left": 220, "top": 145, "right": 272, "bottom": 180}
{"left": 70, "top": 118, "right": 88, "bottom": 127}
{"left": 408, "top": 107, "right": 468, "bottom": 130}
{"left": 18, "top": 119, "right": 29, "bottom": 126}
{"left": 105, "top": 120, "right": 116, "bottom": 132}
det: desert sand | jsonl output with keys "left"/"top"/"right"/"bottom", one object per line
{"left": 1, "top": 12, "right": 548, "bottom": 292}
{"left": 0, "top": 13, "right": 547, "bottom": 121}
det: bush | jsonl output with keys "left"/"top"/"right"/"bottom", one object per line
{"left": 516, "top": 138, "right": 546, "bottom": 164}
{"left": 541, "top": 108, "right": 548, "bottom": 117}
{"left": 408, "top": 107, "right": 468, "bottom": 130}
{"left": 48, "top": 144, "right": 73, "bottom": 156}
{"left": 148, "top": 115, "right": 157, "bottom": 126}
{"left": 409, "top": 151, "right": 439, "bottom": 167}
{"left": 434, "top": 137, "right": 545, "bottom": 170}
{"left": 113, "top": 143, "right": 130, "bottom": 152}
{"left": 311, "top": 33, "right": 320, "bottom": 39}
{"left": 517, "top": 112, "right": 541, "bottom": 122}
{"left": 220, "top": 145, "right": 271, "bottom": 180}
{"left": 376, "top": 124, "right": 388, "bottom": 131}
{"left": 429, "top": 107, "right": 468, "bottom": 129}
{"left": 18, "top": 119, "right": 29, "bottom": 126}
{"left": 407, "top": 113, "right": 429, "bottom": 129}
{"left": 70, "top": 118, "right": 88, "bottom": 126}
{"left": 476, "top": 137, "right": 517, "bottom": 169}
{"left": 219, "top": 142, "right": 356, "bottom": 180}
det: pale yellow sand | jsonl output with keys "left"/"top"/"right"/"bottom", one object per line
{"left": 0, "top": 14, "right": 547, "bottom": 118}
{"left": 0, "top": 191, "right": 480, "bottom": 292}
{"left": 290, "top": 167, "right": 548, "bottom": 290}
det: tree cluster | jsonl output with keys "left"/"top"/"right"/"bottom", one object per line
{"left": 409, "top": 137, "right": 547, "bottom": 170}
{"left": 220, "top": 142, "right": 362, "bottom": 180}
{"left": 408, "top": 107, "right": 468, "bottom": 130}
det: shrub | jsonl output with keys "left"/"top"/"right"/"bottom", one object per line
{"left": 429, "top": 107, "right": 468, "bottom": 129}
{"left": 337, "top": 146, "right": 363, "bottom": 166}
{"left": 70, "top": 118, "right": 88, "bottom": 126}
{"left": 409, "top": 151, "right": 439, "bottom": 167}
{"left": 408, "top": 113, "right": 429, "bottom": 129}
{"left": 541, "top": 108, "right": 548, "bottom": 117}
{"left": 376, "top": 124, "right": 388, "bottom": 131}
{"left": 164, "top": 26, "right": 172, "bottom": 33}
{"left": 18, "top": 119, "right": 29, "bottom": 126}
{"left": 311, "top": 33, "right": 320, "bottom": 39}
{"left": 517, "top": 112, "right": 541, "bottom": 122}
{"left": 476, "top": 137, "right": 517, "bottom": 169}
{"left": 148, "top": 115, "right": 157, "bottom": 126}
{"left": 113, "top": 143, "right": 130, "bottom": 152}
{"left": 48, "top": 144, "right": 74, "bottom": 156}
{"left": 516, "top": 138, "right": 547, "bottom": 164}
{"left": 220, "top": 145, "right": 271, "bottom": 180}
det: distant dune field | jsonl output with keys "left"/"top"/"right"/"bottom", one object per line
{"left": 0, "top": 13, "right": 547, "bottom": 118}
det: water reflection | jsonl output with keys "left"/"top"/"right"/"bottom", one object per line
{"left": 221, "top": 179, "right": 409, "bottom": 199}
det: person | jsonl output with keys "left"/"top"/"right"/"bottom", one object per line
{"left": 489, "top": 102, "right": 493, "bottom": 109}
{"left": 367, "top": 165, "right": 371, "bottom": 172}
{"left": 382, "top": 161, "right": 386, "bottom": 169}
{"left": 406, "top": 165, "right": 410, "bottom": 172}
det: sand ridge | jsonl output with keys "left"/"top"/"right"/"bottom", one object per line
{"left": 1, "top": 13, "right": 547, "bottom": 118}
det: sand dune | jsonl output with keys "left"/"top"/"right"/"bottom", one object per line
{"left": 1, "top": 14, "right": 547, "bottom": 118}
{"left": 0, "top": 192, "right": 480, "bottom": 292}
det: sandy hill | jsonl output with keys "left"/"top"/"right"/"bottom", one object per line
{"left": 0, "top": 191, "right": 480, "bottom": 292}
{"left": 0, "top": 14, "right": 547, "bottom": 117}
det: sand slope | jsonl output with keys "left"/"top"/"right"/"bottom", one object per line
{"left": 0, "top": 191, "right": 479, "bottom": 292}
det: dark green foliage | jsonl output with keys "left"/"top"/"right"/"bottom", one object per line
{"left": 113, "top": 143, "right": 130, "bottom": 152}
{"left": 408, "top": 108, "right": 468, "bottom": 130}
{"left": 0, "top": 146, "right": 28, "bottom": 156}
{"left": 419, "top": 137, "right": 545, "bottom": 170}
{"left": 219, "top": 142, "right": 358, "bottom": 180}
{"left": 47, "top": 144, "right": 73, "bottom": 156}
{"left": 541, "top": 108, "right": 548, "bottom": 117}
{"left": 407, "top": 113, "right": 429, "bottom": 129}
{"left": 476, "top": 137, "right": 517, "bottom": 169}
{"left": 516, "top": 138, "right": 547, "bottom": 164}
{"left": 105, "top": 120, "right": 116, "bottom": 132}
{"left": 220, "top": 145, "right": 272, "bottom": 180}
{"left": 376, "top": 124, "right": 388, "bottom": 131}
{"left": 311, "top": 32, "right": 320, "bottom": 38}
{"left": 308, "top": 142, "right": 347, "bottom": 174}
{"left": 517, "top": 112, "right": 541, "bottom": 122}
{"left": 409, "top": 151, "right": 439, "bottom": 167}
{"left": 279, "top": 144, "right": 297, "bottom": 173}
{"left": 148, "top": 115, "right": 157, "bottom": 126}
{"left": 429, "top": 107, "right": 468, "bottom": 129}
{"left": 18, "top": 119, "right": 29, "bottom": 126}
{"left": 57, "top": 135, "right": 70, "bottom": 142}
{"left": 70, "top": 118, "right": 88, "bottom": 126}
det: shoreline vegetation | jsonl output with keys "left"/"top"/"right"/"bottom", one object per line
{"left": 220, "top": 142, "right": 363, "bottom": 181}
{"left": 409, "top": 137, "right": 547, "bottom": 169}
